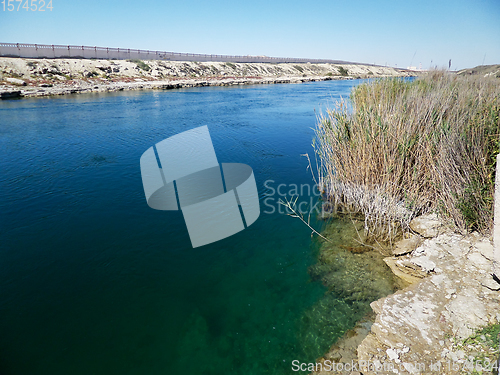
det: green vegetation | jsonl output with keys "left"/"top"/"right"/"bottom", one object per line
{"left": 225, "top": 62, "right": 236, "bottom": 70}
{"left": 326, "top": 72, "right": 333, "bottom": 77}
{"left": 465, "top": 323, "right": 500, "bottom": 351}
{"left": 314, "top": 72, "right": 500, "bottom": 241}
{"left": 294, "top": 65, "right": 304, "bottom": 73}
{"left": 451, "top": 323, "right": 500, "bottom": 374}
{"left": 337, "top": 66, "right": 349, "bottom": 76}
{"left": 127, "top": 59, "right": 151, "bottom": 71}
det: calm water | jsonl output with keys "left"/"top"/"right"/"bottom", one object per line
{"left": 1, "top": 80, "right": 369, "bottom": 375}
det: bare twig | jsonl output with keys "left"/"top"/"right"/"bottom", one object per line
{"left": 279, "top": 197, "right": 332, "bottom": 243}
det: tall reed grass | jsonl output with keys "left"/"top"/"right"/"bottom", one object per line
{"left": 314, "top": 71, "right": 500, "bottom": 241}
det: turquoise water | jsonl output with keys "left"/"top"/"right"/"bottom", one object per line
{"left": 1, "top": 80, "right": 370, "bottom": 375}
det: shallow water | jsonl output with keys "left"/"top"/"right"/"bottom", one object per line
{"left": 0, "top": 80, "right": 393, "bottom": 375}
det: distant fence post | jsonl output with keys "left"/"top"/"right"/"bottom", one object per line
{"left": 494, "top": 154, "right": 500, "bottom": 282}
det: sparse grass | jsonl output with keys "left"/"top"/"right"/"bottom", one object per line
{"left": 314, "top": 71, "right": 500, "bottom": 242}
{"left": 464, "top": 323, "right": 500, "bottom": 351}
{"left": 6, "top": 72, "right": 23, "bottom": 78}
{"left": 127, "top": 59, "right": 151, "bottom": 71}
{"left": 225, "top": 62, "right": 236, "bottom": 69}
{"left": 326, "top": 72, "right": 333, "bottom": 77}
{"left": 451, "top": 323, "right": 500, "bottom": 374}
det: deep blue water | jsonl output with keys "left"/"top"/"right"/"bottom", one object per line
{"left": 1, "top": 80, "right": 366, "bottom": 375}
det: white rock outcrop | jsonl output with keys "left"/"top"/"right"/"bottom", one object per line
{"left": 357, "top": 217, "right": 500, "bottom": 375}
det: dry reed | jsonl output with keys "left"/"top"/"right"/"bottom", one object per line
{"left": 314, "top": 71, "right": 500, "bottom": 241}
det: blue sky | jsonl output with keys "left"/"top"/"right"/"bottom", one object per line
{"left": 0, "top": 0, "right": 499, "bottom": 70}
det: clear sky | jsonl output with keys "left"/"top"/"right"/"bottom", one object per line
{"left": 0, "top": 0, "right": 499, "bottom": 70}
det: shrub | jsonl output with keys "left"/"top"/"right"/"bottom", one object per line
{"left": 314, "top": 72, "right": 500, "bottom": 241}
{"left": 127, "top": 59, "right": 151, "bottom": 71}
{"left": 337, "top": 66, "right": 349, "bottom": 76}
{"left": 294, "top": 65, "right": 304, "bottom": 73}
{"left": 85, "top": 71, "right": 98, "bottom": 78}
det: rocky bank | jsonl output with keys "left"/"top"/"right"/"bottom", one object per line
{"left": 0, "top": 57, "right": 413, "bottom": 98}
{"left": 312, "top": 214, "right": 500, "bottom": 375}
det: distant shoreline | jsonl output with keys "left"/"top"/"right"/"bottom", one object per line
{"left": 0, "top": 57, "right": 415, "bottom": 99}
{"left": 1, "top": 75, "right": 354, "bottom": 99}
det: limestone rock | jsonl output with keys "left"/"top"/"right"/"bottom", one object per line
{"left": 383, "top": 257, "right": 426, "bottom": 285}
{"left": 392, "top": 234, "right": 422, "bottom": 256}
{"left": 357, "top": 231, "right": 500, "bottom": 374}
{"left": 409, "top": 213, "right": 443, "bottom": 238}
{"left": 311, "top": 315, "right": 375, "bottom": 375}
{"left": 5, "top": 77, "right": 26, "bottom": 86}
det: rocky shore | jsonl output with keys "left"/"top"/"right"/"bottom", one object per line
{"left": 0, "top": 57, "right": 413, "bottom": 99}
{"left": 312, "top": 214, "right": 500, "bottom": 375}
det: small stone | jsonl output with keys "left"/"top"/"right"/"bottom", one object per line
{"left": 431, "top": 274, "right": 446, "bottom": 287}
{"left": 411, "top": 256, "right": 436, "bottom": 272}
{"left": 474, "top": 240, "right": 494, "bottom": 260}
{"left": 409, "top": 213, "right": 443, "bottom": 238}
{"left": 393, "top": 235, "right": 422, "bottom": 256}
{"left": 387, "top": 348, "right": 399, "bottom": 361}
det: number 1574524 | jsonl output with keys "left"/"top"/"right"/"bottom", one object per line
{"left": 2, "top": 0, "right": 53, "bottom": 11}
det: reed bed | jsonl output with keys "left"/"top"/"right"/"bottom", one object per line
{"left": 314, "top": 71, "right": 500, "bottom": 242}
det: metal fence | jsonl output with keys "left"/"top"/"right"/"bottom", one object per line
{"left": 0, "top": 42, "right": 356, "bottom": 64}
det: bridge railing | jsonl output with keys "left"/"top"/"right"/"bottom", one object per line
{"left": 0, "top": 42, "right": 363, "bottom": 65}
